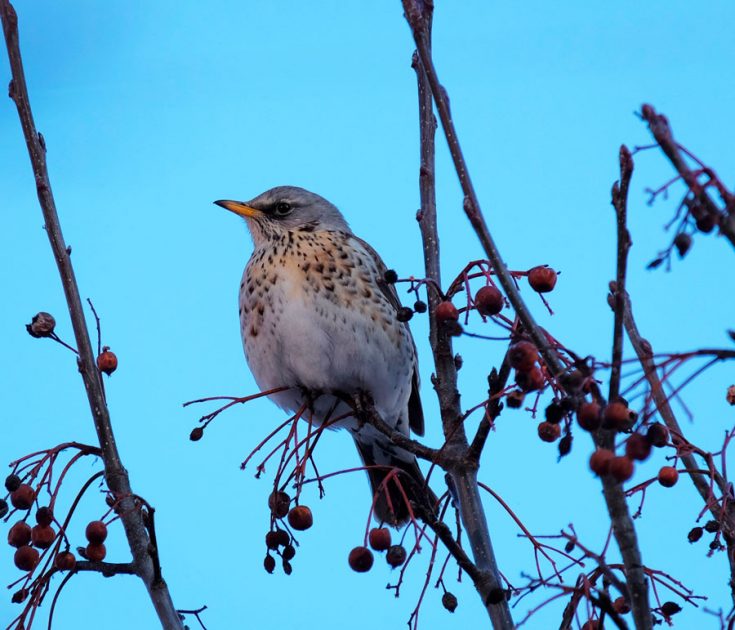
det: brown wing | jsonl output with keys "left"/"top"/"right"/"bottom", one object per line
{"left": 352, "top": 235, "right": 425, "bottom": 437}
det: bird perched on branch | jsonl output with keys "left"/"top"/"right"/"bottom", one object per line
{"left": 215, "top": 186, "right": 427, "bottom": 524}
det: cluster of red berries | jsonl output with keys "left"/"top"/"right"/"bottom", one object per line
{"left": 264, "top": 491, "right": 313, "bottom": 574}
{"left": 4, "top": 473, "right": 111, "bottom": 583}
{"left": 587, "top": 420, "right": 673, "bottom": 484}
{"left": 348, "top": 528, "right": 407, "bottom": 573}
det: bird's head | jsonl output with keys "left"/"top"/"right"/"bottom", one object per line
{"left": 215, "top": 186, "right": 351, "bottom": 246}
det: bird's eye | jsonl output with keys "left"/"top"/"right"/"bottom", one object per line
{"left": 274, "top": 201, "right": 292, "bottom": 216}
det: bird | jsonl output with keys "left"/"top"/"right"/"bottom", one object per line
{"left": 214, "top": 186, "right": 428, "bottom": 525}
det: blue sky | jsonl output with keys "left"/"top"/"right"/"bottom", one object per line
{"left": 1, "top": 2, "right": 734, "bottom": 628}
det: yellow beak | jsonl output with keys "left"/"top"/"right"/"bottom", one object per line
{"left": 213, "top": 199, "right": 262, "bottom": 218}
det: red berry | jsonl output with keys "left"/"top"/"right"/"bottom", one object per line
{"left": 55, "top": 551, "right": 77, "bottom": 571}
{"left": 474, "top": 286, "right": 503, "bottom": 316}
{"left": 577, "top": 402, "right": 601, "bottom": 431}
{"left": 603, "top": 401, "right": 635, "bottom": 431}
{"left": 658, "top": 466, "right": 679, "bottom": 488}
{"left": 589, "top": 449, "right": 614, "bottom": 476}
{"left": 287, "top": 505, "right": 313, "bottom": 531}
{"left": 435, "top": 301, "right": 459, "bottom": 323}
{"left": 515, "top": 367, "right": 545, "bottom": 392}
{"left": 687, "top": 527, "right": 703, "bottom": 543}
{"left": 581, "top": 621, "right": 600, "bottom": 630}
{"left": 537, "top": 421, "right": 561, "bottom": 443}
{"left": 35, "top": 506, "right": 54, "bottom": 527}
{"left": 368, "top": 527, "right": 392, "bottom": 551}
{"left": 85, "top": 520, "right": 108, "bottom": 544}
{"left": 8, "top": 521, "right": 32, "bottom": 548}
{"left": 625, "top": 434, "right": 651, "bottom": 461}
{"left": 5, "top": 474, "right": 21, "bottom": 492}
{"left": 97, "top": 348, "right": 118, "bottom": 375}
{"left": 528, "top": 266, "right": 557, "bottom": 293}
{"left": 10, "top": 484, "right": 35, "bottom": 510}
{"left": 31, "top": 525, "right": 56, "bottom": 549}
{"left": 608, "top": 456, "right": 634, "bottom": 482}
{"left": 348, "top": 546, "right": 374, "bottom": 572}
{"left": 268, "top": 491, "right": 291, "bottom": 518}
{"left": 85, "top": 543, "right": 106, "bottom": 562}
{"left": 646, "top": 423, "right": 669, "bottom": 447}
{"left": 506, "top": 390, "right": 525, "bottom": 409}
{"left": 265, "top": 531, "right": 281, "bottom": 550}
{"left": 508, "top": 341, "right": 537, "bottom": 371}
{"left": 386, "top": 544, "right": 407, "bottom": 567}
{"left": 14, "top": 546, "right": 40, "bottom": 571}
{"left": 282, "top": 544, "right": 296, "bottom": 561}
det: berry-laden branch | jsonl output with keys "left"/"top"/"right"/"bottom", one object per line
{"left": 408, "top": 5, "right": 514, "bottom": 628}
{"left": 620, "top": 289, "right": 735, "bottom": 606}
{"left": 639, "top": 104, "right": 735, "bottom": 250}
{"left": 0, "top": 3, "right": 182, "bottom": 627}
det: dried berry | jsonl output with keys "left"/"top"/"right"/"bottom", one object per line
{"left": 348, "top": 546, "right": 374, "bottom": 573}
{"left": 613, "top": 596, "right": 631, "bottom": 614}
{"left": 5, "top": 474, "right": 21, "bottom": 492}
{"left": 657, "top": 466, "right": 679, "bottom": 488}
{"left": 442, "top": 591, "right": 458, "bottom": 613}
{"left": 608, "top": 456, "right": 634, "bottom": 482}
{"left": 384, "top": 269, "right": 398, "bottom": 284}
{"left": 486, "top": 587, "right": 506, "bottom": 605}
{"left": 268, "top": 491, "right": 291, "bottom": 519}
{"left": 14, "top": 546, "right": 40, "bottom": 571}
{"left": 265, "top": 531, "right": 281, "bottom": 550}
{"left": 368, "top": 527, "right": 391, "bottom": 552}
{"left": 727, "top": 384, "right": 735, "bottom": 406}
{"left": 580, "top": 621, "right": 600, "bottom": 630}
{"left": 55, "top": 551, "right": 77, "bottom": 571}
{"left": 31, "top": 525, "right": 56, "bottom": 549}
{"left": 8, "top": 522, "right": 32, "bottom": 548}
{"left": 474, "top": 286, "right": 504, "bottom": 316}
{"left": 603, "top": 401, "right": 636, "bottom": 431}
{"left": 435, "top": 301, "right": 459, "bottom": 323}
{"left": 624, "top": 434, "right": 651, "bottom": 461}
{"left": 589, "top": 449, "right": 615, "bottom": 476}
{"left": 282, "top": 544, "right": 296, "bottom": 561}
{"left": 508, "top": 341, "right": 537, "bottom": 371}
{"left": 35, "top": 506, "right": 54, "bottom": 527}
{"left": 413, "top": 300, "right": 427, "bottom": 313}
{"left": 674, "top": 232, "right": 692, "bottom": 257}
{"left": 564, "top": 540, "right": 575, "bottom": 553}
{"left": 11, "top": 589, "right": 28, "bottom": 604}
{"left": 287, "top": 505, "right": 313, "bottom": 531}
{"left": 396, "top": 307, "right": 414, "bottom": 323}
{"left": 577, "top": 402, "right": 601, "bottom": 432}
{"left": 97, "top": 347, "right": 118, "bottom": 375}
{"left": 528, "top": 266, "right": 557, "bottom": 293}
{"left": 27, "top": 312, "right": 56, "bottom": 338}
{"left": 189, "top": 427, "right": 204, "bottom": 441}
{"left": 558, "top": 434, "right": 573, "bottom": 457}
{"left": 85, "top": 521, "right": 108, "bottom": 545}
{"left": 386, "top": 544, "right": 407, "bottom": 567}
{"left": 263, "top": 554, "right": 276, "bottom": 574}
{"left": 85, "top": 543, "right": 106, "bottom": 562}
{"left": 445, "top": 321, "right": 463, "bottom": 337}
{"left": 660, "top": 602, "right": 682, "bottom": 617}
{"left": 687, "top": 527, "right": 703, "bottom": 543}
{"left": 506, "top": 390, "right": 525, "bottom": 409}
{"left": 695, "top": 213, "right": 716, "bottom": 233}
{"left": 516, "top": 366, "right": 544, "bottom": 392}
{"left": 10, "top": 484, "right": 35, "bottom": 510}
{"left": 537, "top": 421, "right": 561, "bottom": 443}
{"left": 0, "top": 499, "right": 8, "bottom": 519}
{"left": 544, "top": 401, "right": 564, "bottom": 424}
{"left": 274, "top": 529, "right": 290, "bottom": 547}
{"left": 282, "top": 559, "right": 293, "bottom": 575}
{"left": 646, "top": 423, "right": 669, "bottom": 447}
{"left": 704, "top": 520, "right": 719, "bottom": 533}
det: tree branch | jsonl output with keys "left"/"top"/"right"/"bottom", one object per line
{"left": 408, "top": 4, "right": 514, "bottom": 626}
{"left": 0, "top": 4, "right": 182, "bottom": 627}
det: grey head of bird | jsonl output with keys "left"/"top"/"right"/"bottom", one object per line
{"left": 215, "top": 186, "right": 351, "bottom": 247}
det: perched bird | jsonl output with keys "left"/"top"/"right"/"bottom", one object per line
{"left": 215, "top": 186, "right": 427, "bottom": 524}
